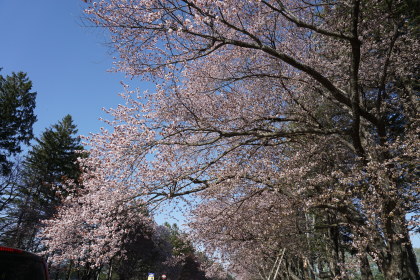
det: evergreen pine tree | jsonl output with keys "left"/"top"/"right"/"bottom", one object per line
{"left": 1, "top": 115, "right": 85, "bottom": 250}
{"left": 0, "top": 71, "right": 37, "bottom": 176}
{"left": 23, "top": 114, "right": 84, "bottom": 209}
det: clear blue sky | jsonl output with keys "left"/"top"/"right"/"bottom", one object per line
{"left": 0, "top": 0, "right": 418, "bottom": 247}
{"left": 0, "top": 0, "right": 139, "bottom": 137}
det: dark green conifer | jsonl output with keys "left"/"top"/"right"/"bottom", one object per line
{"left": 2, "top": 115, "right": 85, "bottom": 250}
{"left": 0, "top": 71, "right": 37, "bottom": 176}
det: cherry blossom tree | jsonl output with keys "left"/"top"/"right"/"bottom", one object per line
{"left": 41, "top": 0, "right": 418, "bottom": 279}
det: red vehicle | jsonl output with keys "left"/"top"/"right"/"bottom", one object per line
{"left": 0, "top": 246, "right": 49, "bottom": 280}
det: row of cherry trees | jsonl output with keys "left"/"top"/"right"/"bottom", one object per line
{"left": 41, "top": 0, "right": 419, "bottom": 279}
{"left": 45, "top": 221, "right": 218, "bottom": 280}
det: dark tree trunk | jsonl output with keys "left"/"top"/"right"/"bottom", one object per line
{"left": 66, "top": 261, "right": 73, "bottom": 280}
{"left": 359, "top": 252, "right": 373, "bottom": 280}
{"left": 378, "top": 211, "right": 420, "bottom": 280}
{"left": 107, "top": 259, "right": 113, "bottom": 280}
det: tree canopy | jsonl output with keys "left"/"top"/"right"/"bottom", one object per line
{"left": 41, "top": 1, "right": 419, "bottom": 279}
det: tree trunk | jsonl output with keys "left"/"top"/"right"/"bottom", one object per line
{"left": 381, "top": 239, "right": 419, "bottom": 280}
{"left": 359, "top": 252, "right": 373, "bottom": 280}
{"left": 402, "top": 238, "right": 420, "bottom": 280}
{"left": 107, "top": 259, "right": 113, "bottom": 280}
{"left": 378, "top": 211, "right": 420, "bottom": 280}
{"left": 66, "top": 261, "right": 73, "bottom": 280}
